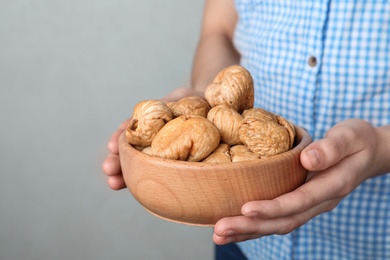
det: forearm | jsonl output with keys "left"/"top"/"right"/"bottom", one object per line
{"left": 190, "top": 0, "right": 240, "bottom": 93}
{"left": 191, "top": 34, "right": 240, "bottom": 92}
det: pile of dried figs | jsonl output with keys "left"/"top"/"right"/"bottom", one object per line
{"left": 126, "top": 65, "right": 295, "bottom": 163}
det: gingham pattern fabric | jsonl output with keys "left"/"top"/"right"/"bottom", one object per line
{"left": 233, "top": 0, "right": 390, "bottom": 259}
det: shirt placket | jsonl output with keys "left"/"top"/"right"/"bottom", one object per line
{"left": 299, "top": 0, "right": 330, "bottom": 137}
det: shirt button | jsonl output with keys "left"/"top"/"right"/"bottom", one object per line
{"left": 308, "top": 56, "right": 317, "bottom": 67}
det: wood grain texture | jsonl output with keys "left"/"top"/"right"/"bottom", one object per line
{"left": 119, "top": 126, "right": 312, "bottom": 226}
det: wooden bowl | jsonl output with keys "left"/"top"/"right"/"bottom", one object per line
{"left": 119, "top": 126, "right": 312, "bottom": 226}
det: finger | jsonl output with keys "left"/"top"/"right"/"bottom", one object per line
{"left": 300, "top": 122, "right": 366, "bottom": 172}
{"left": 102, "top": 154, "right": 122, "bottom": 176}
{"left": 213, "top": 230, "right": 261, "bottom": 245}
{"left": 107, "top": 175, "right": 127, "bottom": 190}
{"left": 108, "top": 119, "right": 130, "bottom": 154}
{"left": 213, "top": 216, "right": 262, "bottom": 245}
{"left": 214, "top": 198, "right": 339, "bottom": 244}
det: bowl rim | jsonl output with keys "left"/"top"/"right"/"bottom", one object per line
{"left": 119, "top": 125, "right": 312, "bottom": 169}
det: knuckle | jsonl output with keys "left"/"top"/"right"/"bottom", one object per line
{"left": 322, "top": 200, "right": 339, "bottom": 213}
{"left": 293, "top": 188, "right": 314, "bottom": 212}
{"left": 337, "top": 182, "right": 354, "bottom": 198}
{"left": 327, "top": 122, "right": 358, "bottom": 140}
{"left": 322, "top": 136, "right": 341, "bottom": 157}
{"left": 277, "top": 219, "right": 300, "bottom": 235}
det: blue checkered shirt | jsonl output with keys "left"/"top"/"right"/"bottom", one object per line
{"left": 234, "top": 1, "right": 390, "bottom": 259}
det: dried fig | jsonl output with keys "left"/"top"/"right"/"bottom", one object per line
{"left": 205, "top": 65, "right": 254, "bottom": 113}
{"left": 151, "top": 115, "right": 220, "bottom": 162}
{"left": 230, "top": 145, "right": 259, "bottom": 162}
{"left": 239, "top": 108, "right": 295, "bottom": 158}
{"left": 276, "top": 115, "right": 296, "bottom": 149}
{"left": 126, "top": 100, "right": 172, "bottom": 147}
{"left": 242, "top": 108, "right": 296, "bottom": 145}
{"left": 242, "top": 107, "right": 278, "bottom": 122}
{"left": 207, "top": 105, "right": 243, "bottom": 146}
{"left": 202, "top": 143, "right": 231, "bottom": 163}
{"left": 167, "top": 96, "right": 211, "bottom": 118}
{"left": 239, "top": 119, "right": 290, "bottom": 158}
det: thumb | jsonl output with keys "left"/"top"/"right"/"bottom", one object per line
{"left": 300, "top": 123, "right": 363, "bottom": 171}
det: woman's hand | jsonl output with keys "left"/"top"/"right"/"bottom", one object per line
{"left": 213, "top": 118, "right": 390, "bottom": 245}
{"left": 101, "top": 87, "right": 204, "bottom": 190}
{"left": 101, "top": 118, "right": 130, "bottom": 190}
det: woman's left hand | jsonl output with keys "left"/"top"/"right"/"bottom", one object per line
{"left": 213, "top": 118, "right": 390, "bottom": 245}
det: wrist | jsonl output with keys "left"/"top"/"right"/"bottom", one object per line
{"left": 374, "top": 125, "right": 390, "bottom": 175}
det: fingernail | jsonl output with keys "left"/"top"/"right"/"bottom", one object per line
{"left": 244, "top": 211, "right": 259, "bottom": 217}
{"left": 222, "top": 229, "right": 235, "bottom": 236}
{"left": 307, "top": 149, "right": 320, "bottom": 168}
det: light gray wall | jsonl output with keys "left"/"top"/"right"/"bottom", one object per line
{"left": 0, "top": 1, "right": 214, "bottom": 259}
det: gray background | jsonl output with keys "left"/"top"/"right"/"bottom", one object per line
{"left": 0, "top": 1, "right": 215, "bottom": 259}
